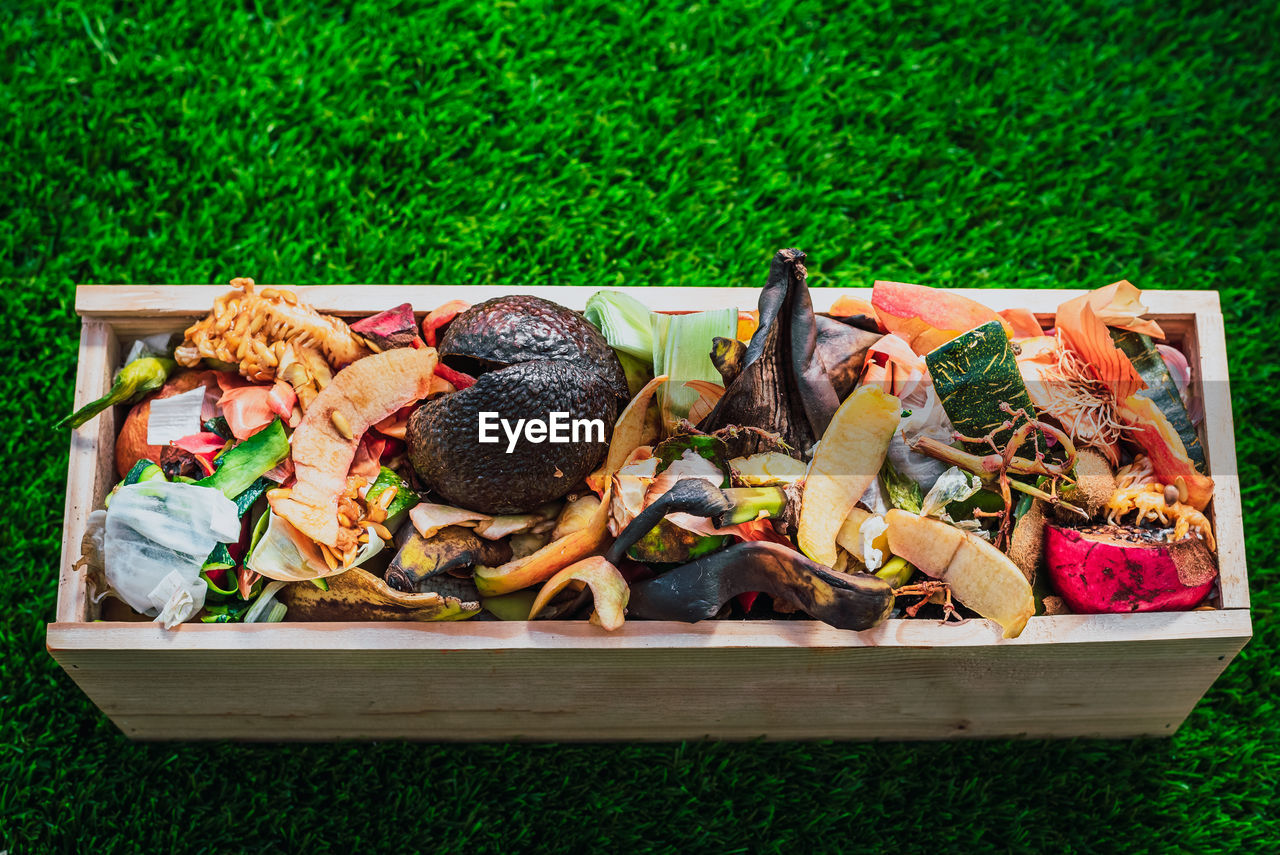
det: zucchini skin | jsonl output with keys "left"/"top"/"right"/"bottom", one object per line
{"left": 926, "top": 321, "right": 1056, "bottom": 459}
{"left": 1109, "top": 328, "right": 1206, "bottom": 473}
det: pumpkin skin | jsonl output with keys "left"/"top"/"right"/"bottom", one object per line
{"left": 1044, "top": 524, "right": 1217, "bottom": 613}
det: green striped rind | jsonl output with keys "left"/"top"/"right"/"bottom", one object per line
{"left": 927, "top": 321, "right": 1052, "bottom": 458}
{"left": 1109, "top": 328, "right": 1206, "bottom": 473}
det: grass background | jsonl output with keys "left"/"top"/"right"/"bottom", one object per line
{"left": 2, "top": 0, "right": 1277, "bottom": 851}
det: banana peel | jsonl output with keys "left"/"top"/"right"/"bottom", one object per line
{"left": 278, "top": 566, "right": 480, "bottom": 622}
{"left": 474, "top": 375, "right": 667, "bottom": 597}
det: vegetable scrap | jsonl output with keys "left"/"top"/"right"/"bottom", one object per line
{"left": 67, "top": 253, "right": 1220, "bottom": 636}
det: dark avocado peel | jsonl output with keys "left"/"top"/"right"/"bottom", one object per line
{"left": 407, "top": 295, "right": 628, "bottom": 514}
{"left": 407, "top": 359, "right": 618, "bottom": 514}
{"left": 437, "top": 294, "right": 629, "bottom": 402}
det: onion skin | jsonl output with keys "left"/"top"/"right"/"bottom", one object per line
{"left": 1044, "top": 524, "right": 1216, "bottom": 613}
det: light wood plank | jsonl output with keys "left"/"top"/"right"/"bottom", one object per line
{"left": 75, "top": 284, "right": 1220, "bottom": 318}
{"left": 48, "top": 626, "right": 1248, "bottom": 741}
{"left": 1190, "top": 295, "right": 1248, "bottom": 608}
{"left": 47, "top": 608, "right": 1251, "bottom": 652}
{"left": 56, "top": 322, "right": 118, "bottom": 623}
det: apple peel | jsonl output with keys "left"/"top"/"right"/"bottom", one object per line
{"left": 527, "top": 556, "right": 630, "bottom": 630}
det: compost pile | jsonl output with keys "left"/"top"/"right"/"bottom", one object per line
{"left": 68, "top": 251, "right": 1218, "bottom": 637}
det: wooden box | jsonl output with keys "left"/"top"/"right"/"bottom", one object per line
{"left": 48, "top": 286, "right": 1251, "bottom": 741}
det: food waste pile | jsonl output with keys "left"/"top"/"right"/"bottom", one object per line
{"left": 67, "top": 249, "right": 1218, "bottom": 637}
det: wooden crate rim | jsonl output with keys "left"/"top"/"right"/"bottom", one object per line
{"left": 55, "top": 284, "right": 1249, "bottom": 641}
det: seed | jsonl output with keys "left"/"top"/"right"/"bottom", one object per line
{"left": 330, "top": 410, "right": 354, "bottom": 440}
{"left": 363, "top": 337, "right": 383, "bottom": 354}
{"left": 1174, "top": 476, "right": 1189, "bottom": 504}
{"left": 357, "top": 532, "right": 370, "bottom": 544}
{"left": 1163, "top": 484, "right": 1180, "bottom": 505}
{"left": 365, "top": 506, "right": 386, "bottom": 524}
{"left": 377, "top": 486, "right": 398, "bottom": 509}
{"left": 319, "top": 543, "right": 338, "bottom": 571}
{"left": 371, "top": 522, "right": 394, "bottom": 542}
{"left": 280, "top": 289, "right": 299, "bottom": 305}
{"left": 337, "top": 511, "right": 356, "bottom": 528}
{"left": 268, "top": 488, "right": 292, "bottom": 500}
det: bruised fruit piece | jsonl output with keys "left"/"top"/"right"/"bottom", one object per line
{"left": 798, "top": 385, "right": 901, "bottom": 568}
{"left": 438, "top": 294, "right": 628, "bottom": 401}
{"left": 277, "top": 566, "right": 480, "bottom": 622}
{"left": 115, "top": 370, "right": 222, "bottom": 478}
{"left": 270, "top": 347, "right": 438, "bottom": 551}
{"left": 384, "top": 525, "right": 512, "bottom": 593}
{"left": 407, "top": 359, "right": 618, "bottom": 514}
{"left": 527, "top": 556, "right": 630, "bottom": 630}
{"left": 627, "top": 541, "right": 894, "bottom": 631}
{"left": 1044, "top": 523, "right": 1217, "bottom": 613}
{"left": 350, "top": 302, "right": 420, "bottom": 350}
{"left": 884, "top": 509, "right": 1034, "bottom": 638}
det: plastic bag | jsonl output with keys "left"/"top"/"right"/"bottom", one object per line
{"left": 103, "top": 481, "right": 240, "bottom": 628}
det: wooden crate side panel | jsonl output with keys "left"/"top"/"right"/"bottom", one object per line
{"left": 57, "top": 321, "right": 118, "bottom": 623}
{"left": 76, "top": 285, "right": 1225, "bottom": 320}
{"left": 48, "top": 633, "right": 1249, "bottom": 741}
{"left": 1191, "top": 297, "right": 1248, "bottom": 608}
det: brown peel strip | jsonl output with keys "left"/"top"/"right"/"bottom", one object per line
{"left": 277, "top": 566, "right": 480, "bottom": 622}
{"left": 474, "top": 376, "right": 667, "bottom": 596}
{"left": 527, "top": 556, "right": 630, "bottom": 631}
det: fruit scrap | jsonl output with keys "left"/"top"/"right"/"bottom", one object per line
{"left": 385, "top": 526, "right": 511, "bottom": 593}
{"left": 269, "top": 347, "right": 438, "bottom": 553}
{"left": 1044, "top": 523, "right": 1216, "bottom": 613}
{"left": 176, "top": 278, "right": 371, "bottom": 410}
{"left": 422, "top": 299, "right": 470, "bottom": 347}
{"left": 871, "top": 280, "right": 1013, "bottom": 355}
{"left": 527, "top": 556, "right": 630, "bottom": 631}
{"left": 350, "top": 302, "right": 419, "bottom": 350}
{"left": 796, "top": 385, "right": 901, "bottom": 567}
{"left": 884, "top": 509, "right": 1034, "bottom": 638}
{"left": 699, "top": 248, "right": 840, "bottom": 457}
{"left": 277, "top": 564, "right": 481, "bottom": 622}
{"left": 626, "top": 541, "right": 894, "bottom": 631}
{"left": 472, "top": 375, "right": 667, "bottom": 596}
{"left": 1115, "top": 395, "right": 1213, "bottom": 510}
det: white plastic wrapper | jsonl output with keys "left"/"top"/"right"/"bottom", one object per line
{"left": 146, "top": 385, "right": 206, "bottom": 446}
{"left": 104, "top": 481, "right": 240, "bottom": 628}
{"left": 885, "top": 386, "right": 955, "bottom": 494}
{"left": 920, "top": 466, "right": 983, "bottom": 520}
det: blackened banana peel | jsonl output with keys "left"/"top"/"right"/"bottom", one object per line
{"left": 699, "top": 248, "right": 839, "bottom": 457}
{"left": 627, "top": 541, "right": 895, "bottom": 631}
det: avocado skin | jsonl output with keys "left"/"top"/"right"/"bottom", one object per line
{"left": 407, "top": 359, "right": 618, "bottom": 514}
{"left": 438, "top": 295, "right": 629, "bottom": 402}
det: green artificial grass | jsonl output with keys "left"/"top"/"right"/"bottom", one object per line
{"left": 2, "top": 0, "right": 1278, "bottom": 851}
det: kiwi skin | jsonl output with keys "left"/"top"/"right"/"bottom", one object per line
{"left": 1053, "top": 448, "right": 1117, "bottom": 523}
